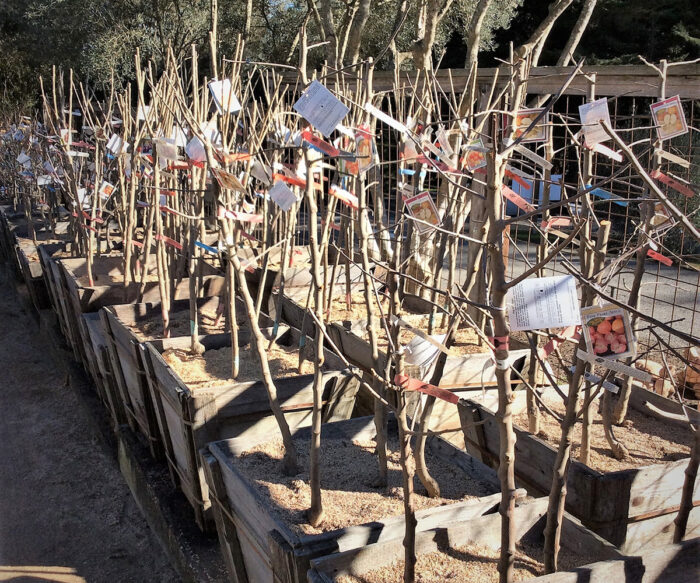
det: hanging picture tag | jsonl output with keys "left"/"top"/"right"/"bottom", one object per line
{"left": 98, "top": 181, "right": 115, "bottom": 200}
{"left": 650, "top": 95, "right": 688, "bottom": 141}
{"left": 269, "top": 181, "right": 298, "bottom": 211}
{"left": 649, "top": 169, "right": 695, "bottom": 197}
{"left": 293, "top": 81, "right": 349, "bottom": 138}
{"left": 353, "top": 125, "right": 378, "bottom": 174}
{"left": 580, "top": 304, "right": 635, "bottom": 360}
{"left": 507, "top": 275, "right": 580, "bottom": 331}
{"left": 579, "top": 98, "right": 612, "bottom": 146}
{"left": 364, "top": 102, "right": 408, "bottom": 134}
{"left": 403, "top": 191, "right": 441, "bottom": 234}
{"left": 504, "top": 108, "right": 550, "bottom": 143}
{"left": 208, "top": 78, "right": 242, "bottom": 114}
{"left": 462, "top": 139, "right": 488, "bottom": 172}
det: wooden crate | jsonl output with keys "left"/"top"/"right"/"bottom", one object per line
{"left": 459, "top": 386, "right": 700, "bottom": 552}
{"left": 101, "top": 296, "right": 263, "bottom": 456}
{"left": 57, "top": 255, "right": 225, "bottom": 367}
{"left": 308, "top": 497, "right": 629, "bottom": 583}
{"left": 13, "top": 239, "right": 62, "bottom": 312}
{"left": 202, "top": 415, "right": 522, "bottom": 583}
{"left": 81, "top": 311, "right": 125, "bottom": 424}
{"left": 38, "top": 245, "right": 79, "bottom": 353}
{"left": 141, "top": 326, "right": 361, "bottom": 531}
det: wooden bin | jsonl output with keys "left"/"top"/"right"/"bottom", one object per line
{"left": 308, "top": 497, "right": 630, "bottom": 583}
{"left": 38, "top": 244, "right": 77, "bottom": 349}
{"left": 141, "top": 326, "right": 362, "bottom": 531}
{"left": 459, "top": 386, "right": 700, "bottom": 552}
{"left": 202, "top": 415, "right": 520, "bottom": 583}
{"left": 15, "top": 239, "right": 63, "bottom": 312}
{"left": 57, "top": 255, "right": 224, "bottom": 369}
{"left": 101, "top": 296, "right": 261, "bottom": 456}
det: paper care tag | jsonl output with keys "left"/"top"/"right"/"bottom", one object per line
{"left": 507, "top": 275, "right": 581, "bottom": 332}
{"left": 269, "top": 181, "right": 298, "bottom": 211}
{"left": 208, "top": 78, "right": 242, "bottom": 114}
{"left": 293, "top": 81, "right": 349, "bottom": 138}
{"left": 579, "top": 98, "right": 612, "bottom": 146}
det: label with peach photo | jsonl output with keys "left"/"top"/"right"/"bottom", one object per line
{"left": 580, "top": 304, "right": 635, "bottom": 360}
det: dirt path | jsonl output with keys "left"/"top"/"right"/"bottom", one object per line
{"left": 0, "top": 270, "right": 179, "bottom": 582}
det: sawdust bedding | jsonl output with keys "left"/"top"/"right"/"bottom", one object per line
{"left": 515, "top": 392, "right": 691, "bottom": 473}
{"left": 162, "top": 341, "right": 314, "bottom": 387}
{"left": 126, "top": 306, "right": 231, "bottom": 341}
{"left": 233, "top": 434, "right": 493, "bottom": 536}
{"left": 335, "top": 539, "right": 594, "bottom": 583}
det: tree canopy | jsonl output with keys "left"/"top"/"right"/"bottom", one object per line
{"left": 0, "top": 0, "right": 697, "bottom": 113}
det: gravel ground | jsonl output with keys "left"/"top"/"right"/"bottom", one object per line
{"left": 0, "top": 267, "right": 179, "bottom": 583}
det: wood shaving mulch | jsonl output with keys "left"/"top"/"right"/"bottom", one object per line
{"left": 126, "top": 308, "right": 228, "bottom": 341}
{"left": 233, "top": 434, "right": 493, "bottom": 536}
{"left": 161, "top": 342, "right": 313, "bottom": 388}
{"left": 335, "top": 539, "right": 594, "bottom": 583}
{"left": 515, "top": 392, "right": 691, "bottom": 472}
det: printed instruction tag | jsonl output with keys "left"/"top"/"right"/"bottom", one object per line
{"left": 293, "top": 81, "right": 349, "bottom": 138}
{"left": 579, "top": 98, "right": 612, "bottom": 146}
{"left": 507, "top": 275, "right": 580, "bottom": 331}
{"left": 208, "top": 78, "right": 242, "bottom": 114}
{"left": 269, "top": 180, "right": 298, "bottom": 211}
